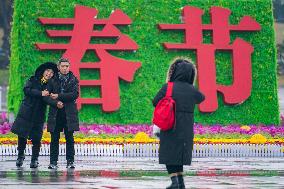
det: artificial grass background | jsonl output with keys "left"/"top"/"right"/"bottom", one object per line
{"left": 9, "top": 0, "right": 280, "bottom": 125}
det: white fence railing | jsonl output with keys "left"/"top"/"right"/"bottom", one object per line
{"left": 0, "top": 144, "right": 283, "bottom": 157}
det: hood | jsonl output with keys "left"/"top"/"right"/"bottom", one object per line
{"left": 35, "top": 62, "right": 58, "bottom": 79}
{"left": 168, "top": 61, "right": 195, "bottom": 84}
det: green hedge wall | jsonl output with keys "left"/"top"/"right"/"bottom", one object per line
{"left": 9, "top": 0, "right": 280, "bottom": 125}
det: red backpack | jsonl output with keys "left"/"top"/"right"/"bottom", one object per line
{"left": 152, "top": 82, "right": 176, "bottom": 131}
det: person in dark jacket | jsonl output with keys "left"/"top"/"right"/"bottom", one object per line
{"left": 153, "top": 58, "right": 205, "bottom": 189}
{"left": 11, "top": 62, "right": 58, "bottom": 168}
{"left": 43, "top": 57, "right": 79, "bottom": 169}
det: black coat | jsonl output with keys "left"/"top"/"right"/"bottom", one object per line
{"left": 153, "top": 62, "right": 205, "bottom": 165}
{"left": 44, "top": 72, "right": 79, "bottom": 132}
{"left": 11, "top": 62, "right": 58, "bottom": 140}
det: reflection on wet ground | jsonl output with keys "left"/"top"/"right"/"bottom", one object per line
{"left": 0, "top": 156, "right": 284, "bottom": 188}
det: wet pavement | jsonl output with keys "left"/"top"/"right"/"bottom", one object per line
{"left": 0, "top": 156, "right": 284, "bottom": 188}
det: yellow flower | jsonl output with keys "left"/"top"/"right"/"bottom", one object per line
{"left": 116, "top": 137, "right": 124, "bottom": 143}
{"left": 249, "top": 134, "right": 267, "bottom": 144}
{"left": 59, "top": 138, "right": 66, "bottom": 143}
{"left": 240, "top": 125, "right": 251, "bottom": 131}
{"left": 42, "top": 129, "right": 50, "bottom": 138}
{"left": 134, "top": 132, "right": 150, "bottom": 143}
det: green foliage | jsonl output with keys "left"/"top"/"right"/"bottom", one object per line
{"left": 9, "top": 0, "right": 279, "bottom": 125}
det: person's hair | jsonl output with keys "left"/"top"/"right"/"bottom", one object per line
{"left": 166, "top": 57, "right": 196, "bottom": 84}
{"left": 44, "top": 68, "right": 54, "bottom": 73}
{"left": 58, "top": 57, "right": 70, "bottom": 65}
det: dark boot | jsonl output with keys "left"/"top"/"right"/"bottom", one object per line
{"left": 16, "top": 155, "right": 25, "bottom": 167}
{"left": 16, "top": 137, "right": 26, "bottom": 167}
{"left": 178, "top": 175, "right": 185, "bottom": 189}
{"left": 30, "top": 141, "right": 41, "bottom": 168}
{"left": 48, "top": 161, "right": 58, "bottom": 169}
{"left": 66, "top": 160, "right": 75, "bottom": 169}
{"left": 166, "top": 176, "right": 179, "bottom": 189}
{"left": 30, "top": 159, "right": 39, "bottom": 168}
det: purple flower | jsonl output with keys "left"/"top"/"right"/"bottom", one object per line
{"left": 1, "top": 112, "right": 7, "bottom": 121}
{"left": 0, "top": 122, "right": 11, "bottom": 134}
{"left": 88, "top": 129, "right": 99, "bottom": 135}
{"left": 1, "top": 122, "right": 284, "bottom": 137}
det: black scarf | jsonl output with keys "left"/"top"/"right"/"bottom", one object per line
{"left": 58, "top": 72, "right": 70, "bottom": 93}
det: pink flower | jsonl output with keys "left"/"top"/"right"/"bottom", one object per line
{"left": 0, "top": 122, "right": 11, "bottom": 134}
{"left": 0, "top": 112, "right": 7, "bottom": 121}
{"left": 88, "top": 129, "right": 99, "bottom": 135}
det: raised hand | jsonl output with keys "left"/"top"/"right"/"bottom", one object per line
{"left": 57, "top": 101, "right": 64, "bottom": 109}
{"left": 42, "top": 89, "right": 50, "bottom": 96}
{"left": 50, "top": 93, "right": 59, "bottom": 100}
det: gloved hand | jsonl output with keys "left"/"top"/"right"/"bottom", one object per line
{"left": 152, "top": 124, "right": 161, "bottom": 138}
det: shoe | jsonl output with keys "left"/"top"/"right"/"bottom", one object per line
{"left": 48, "top": 162, "right": 58, "bottom": 169}
{"left": 178, "top": 175, "right": 185, "bottom": 189}
{"left": 66, "top": 160, "right": 75, "bottom": 169}
{"left": 166, "top": 175, "right": 185, "bottom": 189}
{"left": 16, "top": 155, "right": 25, "bottom": 167}
{"left": 30, "top": 159, "right": 39, "bottom": 168}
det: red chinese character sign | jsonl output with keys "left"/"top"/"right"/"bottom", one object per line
{"left": 36, "top": 5, "right": 141, "bottom": 112}
{"left": 158, "top": 6, "right": 261, "bottom": 113}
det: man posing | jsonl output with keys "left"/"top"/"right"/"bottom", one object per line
{"left": 44, "top": 57, "right": 80, "bottom": 169}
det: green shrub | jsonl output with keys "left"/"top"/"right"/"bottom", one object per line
{"left": 9, "top": 0, "right": 279, "bottom": 125}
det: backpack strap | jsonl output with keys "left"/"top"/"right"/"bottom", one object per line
{"left": 166, "top": 82, "right": 174, "bottom": 97}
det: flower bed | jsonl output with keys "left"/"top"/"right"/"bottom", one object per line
{"left": 1, "top": 113, "right": 284, "bottom": 145}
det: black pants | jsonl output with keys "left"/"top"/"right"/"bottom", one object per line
{"left": 17, "top": 136, "right": 41, "bottom": 161}
{"left": 166, "top": 165, "right": 184, "bottom": 174}
{"left": 50, "top": 111, "right": 75, "bottom": 163}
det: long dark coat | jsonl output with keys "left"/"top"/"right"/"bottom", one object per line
{"left": 11, "top": 62, "right": 58, "bottom": 141}
{"left": 43, "top": 71, "right": 79, "bottom": 132}
{"left": 153, "top": 62, "right": 205, "bottom": 165}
